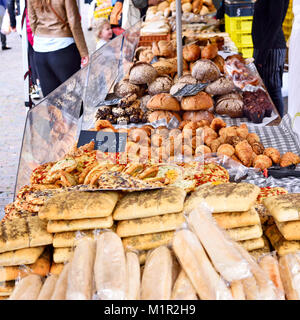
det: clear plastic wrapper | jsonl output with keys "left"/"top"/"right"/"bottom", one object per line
{"left": 66, "top": 238, "right": 96, "bottom": 300}
{"left": 185, "top": 204, "right": 252, "bottom": 282}
{"left": 51, "top": 262, "right": 70, "bottom": 300}
{"left": 171, "top": 269, "right": 198, "bottom": 300}
{"left": 140, "top": 246, "right": 173, "bottom": 300}
{"left": 125, "top": 251, "right": 141, "bottom": 300}
{"left": 278, "top": 251, "right": 300, "bottom": 300}
{"left": 94, "top": 231, "right": 127, "bottom": 300}
{"left": 9, "top": 274, "right": 43, "bottom": 300}
{"left": 37, "top": 274, "right": 58, "bottom": 300}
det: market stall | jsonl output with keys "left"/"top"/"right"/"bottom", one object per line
{"left": 1, "top": 2, "right": 300, "bottom": 300}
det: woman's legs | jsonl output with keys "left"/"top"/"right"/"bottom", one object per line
{"left": 34, "top": 43, "right": 81, "bottom": 97}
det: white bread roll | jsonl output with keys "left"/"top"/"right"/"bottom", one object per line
{"left": 171, "top": 269, "right": 198, "bottom": 300}
{"left": 66, "top": 239, "right": 96, "bottom": 300}
{"left": 125, "top": 251, "right": 140, "bottom": 300}
{"left": 173, "top": 229, "right": 233, "bottom": 300}
{"left": 94, "top": 232, "right": 127, "bottom": 300}
{"left": 141, "top": 246, "right": 173, "bottom": 300}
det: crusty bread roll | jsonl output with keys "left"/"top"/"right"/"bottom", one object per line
{"left": 181, "top": 91, "right": 214, "bottom": 111}
{"left": 201, "top": 43, "right": 218, "bottom": 60}
{"left": 152, "top": 59, "right": 177, "bottom": 76}
{"left": 212, "top": 54, "right": 225, "bottom": 73}
{"left": 152, "top": 40, "right": 175, "bottom": 58}
{"left": 147, "top": 93, "right": 181, "bottom": 111}
{"left": 129, "top": 62, "right": 158, "bottom": 85}
{"left": 147, "top": 110, "right": 182, "bottom": 124}
{"left": 183, "top": 43, "right": 201, "bottom": 62}
{"left": 182, "top": 110, "right": 215, "bottom": 123}
{"left": 148, "top": 75, "right": 173, "bottom": 96}
{"left": 182, "top": 2, "right": 192, "bottom": 12}
{"left": 157, "top": 0, "right": 170, "bottom": 11}
{"left": 191, "top": 59, "right": 220, "bottom": 83}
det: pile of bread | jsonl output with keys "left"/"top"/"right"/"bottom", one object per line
{"left": 6, "top": 190, "right": 300, "bottom": 300}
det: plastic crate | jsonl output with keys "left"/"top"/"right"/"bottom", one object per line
{"left": 138, "top": 34, "right": 171, "bottom": 47}
{"left": 224, "top": 0, "right": 255, "bottom": 17}
{"left": 231, "top": 32, "right": 253, "bottom": 47}
{"left": 239, "top": 46, "right": 253, "bottom": 58}
{"left": 225, "top": 14, "right": 253, "bottom": 34}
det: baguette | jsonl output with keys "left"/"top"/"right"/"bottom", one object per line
{"left": 278, "top": 253, "right": 300, "bottom": 300}
{"left": 172, "top": 229, "right": 233, "bottom": 300}
{"left": 125, "top": 251, "right": 141, "bottom": 300}
{"left": 66, "top": 239, "right": 96, "bottom": 300}
{"left": 187, "top": 207, "right": 251, "bottom": 282}
{"left": 51, "top": 263, "right": 70, "bottom": 300}
{"left": 9, "top": 274, "right": 42, "bottom": 300}
{"left": 37, "top": 274, "right": 58, "bottom": 300}
{"left": 230, "top": 281, "right": 246, "bottom": 300}
{"left": 258, "top": 254, "right": 285, "bottom": 300}
{"left": 94, "top": 232, "right": 127, "bottom": 300}
{"left": 171, "top": 269, "right": 198, "bottom": 300}
{"left": 141, "top": 246, "right": 173, "bottom": 300}
{"left": 242, "top": 275, "right": 260, "bottom": 300}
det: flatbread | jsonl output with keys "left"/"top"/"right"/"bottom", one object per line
{"left": 256, "top": 187, "right": 288, "bottom": 204}
{"left": 116, "top": 212, "right": 185, "bottom": 237}
{"left": 53, "top": 230, "right": 97, "bottom": 248}
{"left": 265, "top": 224, "right": 300, "bottom": 256}
{"left": 237, "top": 237, "right": 265, "bottom": 251}
{"left": 39, "top": 191, "right": 119, "bottom": 220}
{"left": 0, "top": 247, "right": 45, "bottom": 267}
{"left": 122, "top": 231, "right": 175, "bottom": 251}
{"left": 113, "top": 187, "right": 187, "bottom": 220}
{"left": 27, "top": 215, "right": 53, "bottom": 247}
{"left": 47, "top": 216, "right": 113, "bottom": 233}
{"left": 184, "top": 182, "right": 260, "bottom": 213}
{"left": 263, "top": 193, "right": 300, "bottom": 222}
{"left": 53, "top": 247, "right": 74, "bottom": 264}
{"left": 0, "top": 248, "right": 51, "bottom": 282}
{"left": 213, "top": 207, "right": 260, "bottom": 229}
{"left": 276, "top": 219, "right": 300, "bottom": 241}
{"left": 226, "top": 224, "right": 263, "bottom": 242}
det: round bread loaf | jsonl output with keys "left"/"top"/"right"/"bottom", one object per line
{"left": 139, "top": 49, "right": 155, "bottom": 63}
{"left": 177, "top": 74, "right": 197, "bottom": 85}
{"left": 152, "top": 59, "right": 177, "bottom": 76}
{"left": 152, "top": 40, "right": 175, "bottom": 58}
{"left": 205, "top": 77, "right": 236, "bottom": 96}
{"left": 191, "top": 59, "right": 220, "bottom": 83}
{"left": 181, "top": 91, "right": 214, "bottom": 111}
{"left": 215, "top": 93, "right": 244, "bottom": 118}
{"left": 173, "top": 71, "right": 192, "bottom": 83}
{"left": 212, "top": 55, "right": 225, "bottom": 73}
{"left": 182, "top": 110, "right": 215, "bottom": 123}
{"left": 147, "top": 93, "right": 181, "bottom": 111}
{"left": 148, "top": 75, "right": 173, "bottom": 95}
{"left": 201, "top": 43, "right": 218, "bottom": 60}
{"left": 129, "top": 62, "right": 158, "bottom": 84}
{"left": 183, "top": 43, "right": 201, "bottom": 62}
{"left": 114, "top": 79, "right": 141, "bottom": 98}
{"left": 147, "top": 110, "right": 182, "bottom": 124}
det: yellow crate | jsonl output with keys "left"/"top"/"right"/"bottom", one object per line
{"left": 230, "top": 32, "right": 253, "bottom": 47}
{"left": 94, "top": 6, "right": 113, "bottom": 19}
{"left": 225, "top": 14, "right": 253, "bottom": 34}
{"left": 238, "top": 47, "right": 254, "bottom": 58}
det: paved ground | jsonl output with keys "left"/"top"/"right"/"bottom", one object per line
{"left": 0, "top": 0, "right": 94, "bottom": 219}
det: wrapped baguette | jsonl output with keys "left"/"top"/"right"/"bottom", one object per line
{"left": 125, "top": 251, "right": 140, "bottom": 300}
{"left": 171, "top": 269, "right": 198, "bottom": 300}
{"left": 236, "top": 245, "right": 278, "bottom": 300}
{"left": 242, "top": 275, "right": 260, "bottom": 300}
{"left": 187, "top": 207, "right": 251, "bottom": 282}
{"left": 9, "top": 274, "right": 42, "bottom": 300}
{"left": 258, "top": 254, "right": 285, "bottom": 300}
{"left": 230, "top": 280, "right": 246, "bottom": 300}
{"left": 37, "top": 274, "right": 58, "bottom": 300}
{"left": 173, "top": 229, "right": 233, "bottom": 300}
{"left": 94, "top": 231, "right": 127, "bottom": 300}
{"left": 141, "top": 246, "right": 173, "bottom": 300}
{"left": 66, "top": 239, "right": 96, "bottom": 300}
{"left": 279, "top": 253, "right": 300, "bottom": 300}
{"left": 51, "top": 262, "right": 71, "bottom": 300}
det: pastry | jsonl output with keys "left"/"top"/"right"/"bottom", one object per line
{"left": 263, "top": 148, "right": 281, "bottom": 164}
{"left": 280, "top": 152, "right": 300, "bottom": 167}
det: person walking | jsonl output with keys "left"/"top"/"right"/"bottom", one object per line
{"left": 288, "top": 0, "right": 300, "bottom": 137}
{"left": 0, "top": 0, "right": 11, "bottom": 50}
{"left": 252, "top": 0, "right": 289, "bottom": 118}
{"left": 27, "top": 0, "right": 89, "bottom": 97}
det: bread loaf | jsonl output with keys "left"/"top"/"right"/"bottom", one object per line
{"left": 191, "top": 59, "right": 220, "bottom": 83}
{"left": 230, "top": 280, "right": 246, "bottom": 300}
{"left": 171, "top": 270, "right": 198, "bottom": 300}
{"left": 183, "top": 43, "right": 201, "bottom": 62}
{"left": 146, "top": 93, "right": 181, "bottom": 111}
{"left": 141, "top": 246, "right": 173, "bottom": 300}
{"left": 125, "top": 251, "right": 140, "bottom": 300}
{"left": 51, "top": 263, "right": 70, "bottom": 300}
{"left": 37, "top": 274, "right": 58, "bottom": 300}
{"left": 201, "top": 43, "right": 218, "bottom": 60}
{"left": 129, "top": 62, "right": 158, "bottom": 84}
{"left": 66, "top": 239, "right": 96, "bottom": 300}
{"left": 181, "top": 91, "right": 214, "bottom": 111}
{"left": 94, "top": 232, "right": 127, "bottom": 300}
{"left": 9, "top": 274, "right": 42, "bottom": 300}
{"left": 173, "top": 229, "right": 233, "bottom": 300}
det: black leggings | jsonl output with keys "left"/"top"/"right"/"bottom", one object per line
{"left": 34, "top": 43, "right": 81, "bottom": 97}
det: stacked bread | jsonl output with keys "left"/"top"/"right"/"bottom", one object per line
{"left": 264, "top": 194, "right": 300, "bottom": 256}
{"left": 114, "top": 187, "right": 187, "bottom": 257}
{"left": 184, "top": 182, "right": 266, "bottom": 253}
{"left": 38, "top": 190, "right": 119, "bottom": 265}
{"left": 0, "top": 214, "right": 53, "bottom": 299}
